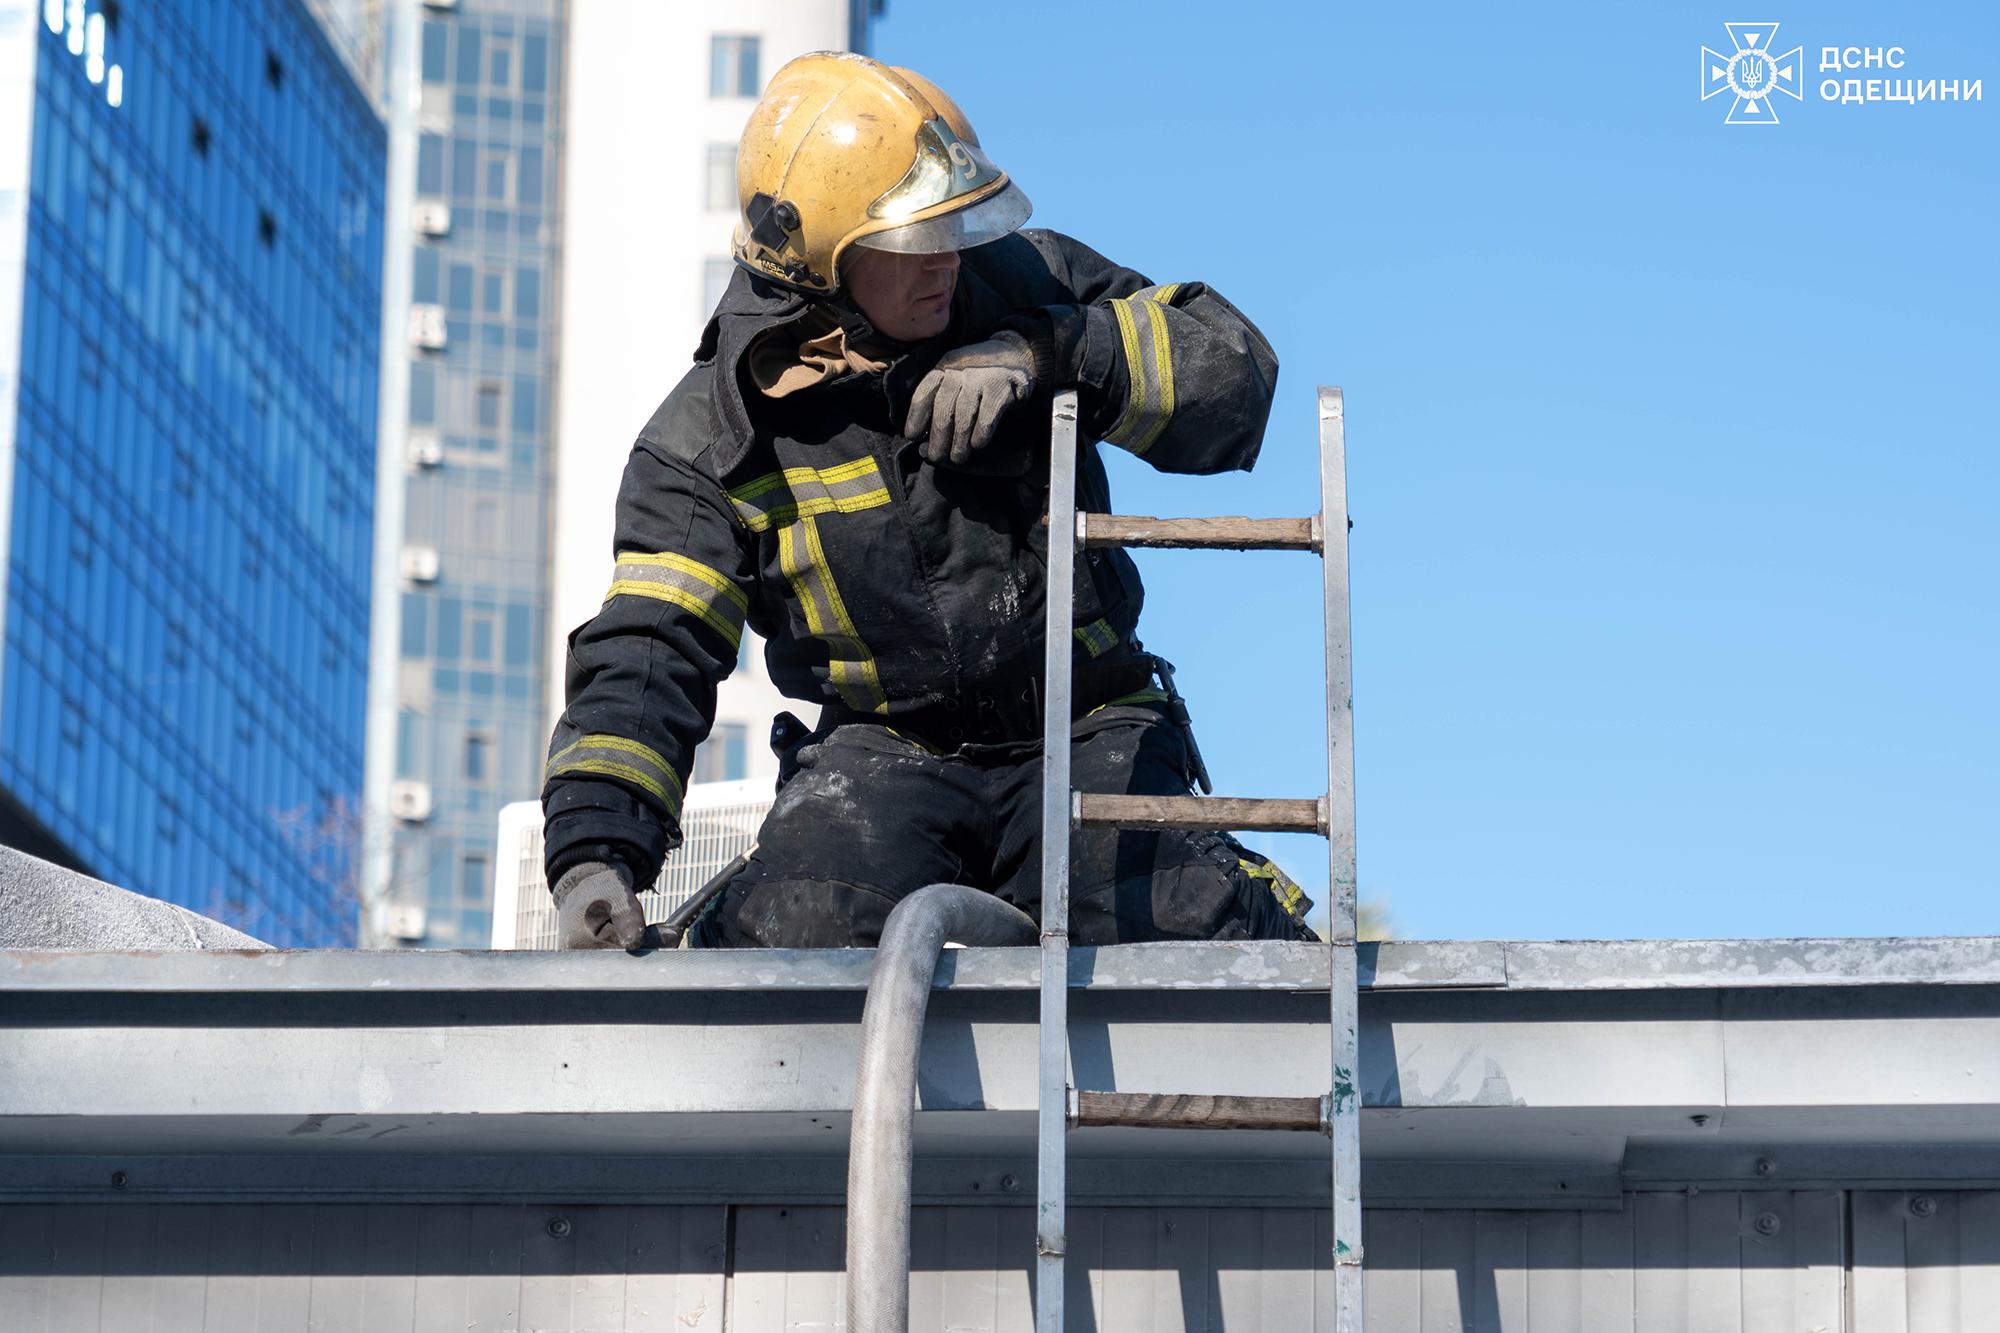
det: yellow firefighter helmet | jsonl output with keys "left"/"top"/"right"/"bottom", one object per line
{"left": 732, "top": 52, "right": 1032, "bottom": 294}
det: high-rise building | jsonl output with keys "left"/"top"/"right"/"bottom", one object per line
{"left": 0, "top": 0, "right": 384, "bottom": 946}
{"left": 360, "top": 0, "right": 566, "bottom": 949}
{"left": 366, "top": 3, "right": 881, "bottom": 949}
{"left": 547, "top": 1, "right": 878, "bottom": 794}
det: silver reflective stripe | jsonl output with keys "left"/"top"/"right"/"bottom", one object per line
{"left": 606, "top": 551, "right": 748, "bottom": 647}
{"left": 727, "top": 457, "right": 891, "bottom": 533}
{"left": 1073, "top": 618, "right": 1119, "bottom": 659}
{"left": 545, "top": 731, "right": 684, "bottom": 818}
{"left": 1102, "top": 284, "right": 1181, "bottom": 455}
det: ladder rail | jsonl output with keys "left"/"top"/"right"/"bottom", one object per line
{"left": 1319, "top": 386, "right": 1365, "bottom": 1325}
{"left": 1034, "top": 389, "right": 1081, "bottom": 1332}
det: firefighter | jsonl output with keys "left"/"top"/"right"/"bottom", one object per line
{"left": 542, "top": 52, "right": 1314, "bottom": 950}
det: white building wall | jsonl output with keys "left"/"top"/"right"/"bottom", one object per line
{"left": 549, "top": 1, "right": 860, "bottom": 787}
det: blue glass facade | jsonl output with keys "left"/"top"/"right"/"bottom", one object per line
{"left": 381, "top": 0, "right": 562, "bottom": 948}
{"left": 0, "top": 0, "right": 383, "bottom": 945}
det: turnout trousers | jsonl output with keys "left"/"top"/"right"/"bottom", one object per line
{"left": 688, "top": 702, "right": 1316, "bottom": 948}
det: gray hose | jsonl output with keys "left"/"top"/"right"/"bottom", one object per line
{"left": 846, "top": 884, "right": 1037, "bottom": 1331}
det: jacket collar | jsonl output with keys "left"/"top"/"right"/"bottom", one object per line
{"left": 693, "top": 261, "right": 1001, "bottom": 476}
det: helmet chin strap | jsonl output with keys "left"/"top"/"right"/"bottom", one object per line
{"left": 825, "top": 286, "right": 920, "bottom": 353}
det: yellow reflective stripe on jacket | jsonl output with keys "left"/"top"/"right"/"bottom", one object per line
{"left": 1102, "top": 283, "right": 1182, "bottom": 456}
{"left": 1240, "top": 856, "right": 1307, "bottom": 917}
{"left": 727, "top": 456, "right": 891, "bottom": 532}
{"left": 777, "top": 515, "right": 888, "bottom": 714}
{"left": 1084, "top": 687, "right": 1168, "bottom": 718}
{"left": 546, "top": 733, "right": 685, "bottom": 817}
{"left": 605, "top": 550, "right": 748, "bottom": 647}
{"left": 1073, "top": 618, "right": 1119, "bottom": 659}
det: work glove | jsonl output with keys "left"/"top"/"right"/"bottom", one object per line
{"left": 551, "top": 860, "right": 646, "bottom": 951}
{"left": 906, "top": 329, "right": 1037, "bottom": 466}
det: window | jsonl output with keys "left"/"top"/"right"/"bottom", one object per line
{"left": 504, "top": 603, "right": 532, "bottom": 666}
{"left": 461, "top": 853, "right": 489, "bottom": 900}
{"left": 475, "top": 382, "right": 502, "bottom": 429}
{"left": 416, "top": 133, "right": 445, "bottom": 194}
{"left": 191, "top": 117, "right": 211, "bottom": 157}
{"left": 468, "top": 606, "right": 495, "bottom": 660}
{"left": 451, "top": 135, "right": 477, "bottom": 199}
{"left": 488, "top": 37, "right": 513, "bottom": 88}
{"left": 510, "top": 375, "right": 538, "bottom": 434}
{"left": 396, "top": 710, "right": 419, "bottom": 774}
{"left": 264, "top": 50, "right": 284, "bottom": 89}
{"left": 420, "top": 21, "right": 447, "bottom": 83}
{"left": 455, "top": 26, "right": 482, "bottom": 86}
{"left": 703, "top": 257, "right": 734, "bottom": 317}
{"left": 709, "top": 34, "right": 760, "bottom": 97}
{"left": 521, "top": 33, "right": 548, "bottom": 93}
{"left": 464, "top": 732, "right": 490, "bottom": 782}
{"left": 413, "top": 247, "right": 441, "bottom": 302}
{"left": 692, "top": 723, "right": 748, "bottom": 783}
{"left": 517, "top": 147, "right": 544, "bottom": 207}
{"left": 705, "top": 143, "right": 736, "bottom": 212}
{"left": 257, "top": 209, "right": 276, "bottom": 248}
{"left": 409, "top": 361, "right": 437, "bottom": 424}
{"left": 514, "top": 267, "right": 540, "bottom": 319}
{"left": 484, "top": 153, "right": 510, "bottom": 203}
{"left": 471, "top": 498, "right": 498, "bottom": 545}
{"left": 399, "top": 593, "right": 426, "bottom": 657}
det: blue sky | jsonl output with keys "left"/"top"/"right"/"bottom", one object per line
{"left": 872, "top": 0, "right": 1999, "bottom": 940}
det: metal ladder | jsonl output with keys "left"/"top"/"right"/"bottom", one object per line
{"left": 1036, "top": 386, "right": 1361, "bottom": 1330}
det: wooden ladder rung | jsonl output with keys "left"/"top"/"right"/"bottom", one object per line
{"left": 1073, "top": 793, "right": 1327, "bottom": 835}
{"left": 1078, "top": 513, "right": 1320, "bottom": 552}
{"left": 1070, "top": 1090, "right": 1329, "bottom": 1133}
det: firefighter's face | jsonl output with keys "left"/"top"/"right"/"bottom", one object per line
{"left": 844, "top": 246, "right": 960, "bottom": 341}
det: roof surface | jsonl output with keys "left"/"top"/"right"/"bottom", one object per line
{"left": 3, "top": 937, "right": 1998, "bottom": 1208}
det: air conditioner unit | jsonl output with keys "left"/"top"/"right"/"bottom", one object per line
{"left": 389, "top": 780, "right": 433, "bottom": 823}
{"left": 408, "top": 304, "right": 447, "bottom": 351}
{"left": 412, "top": 200, "right": 451, "bottom": 237}
{"left": 400, "top": 545, "right": 441, "bottom": 584}
{"left": 384, "top": 903, "right": 428, "bottom": 941}
{"left": 406, "top": 432, "right": 444, "bottom": 469}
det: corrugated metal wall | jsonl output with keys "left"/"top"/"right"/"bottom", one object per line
{"left": 0, "top": 1193, "right": 1994, "bottom": 1330}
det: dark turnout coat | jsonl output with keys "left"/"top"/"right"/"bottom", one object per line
{"left": 541, "top": 228, "right": 1279, "bottom": 887}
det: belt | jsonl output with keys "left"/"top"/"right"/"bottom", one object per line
{"left": 818, "top": 658, "right": 1160, "bottom": 748}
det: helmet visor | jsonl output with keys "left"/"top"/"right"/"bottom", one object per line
{"left": 852, "top": 180, "right": 1033, "bottom": 255}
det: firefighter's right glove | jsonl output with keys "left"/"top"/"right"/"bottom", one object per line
{"left": 552, "top": 861, "right": 646, "bottom": 951}
{"left": 906, "top": 330, "right": 1037, "bottom": 466}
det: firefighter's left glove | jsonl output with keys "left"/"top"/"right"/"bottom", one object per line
{"left": 906, "top": 330, "right": 1037, "bottom": 466}
{"left": 552, "top": 861, "right": 647, "bottom": 951}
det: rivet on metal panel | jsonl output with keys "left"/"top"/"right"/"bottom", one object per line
{"left": 545, "top": 1214, "right": 573, "bottom": 1240}
{"left": 109, "top": 1170, "right": 128, "bottom": 1190}
{"left": 1754, "top": 1212, "right": 1782, "bottom": 1236}
{"left": 1755, "top": 1156, "right": 1778, "bottom": 1176}
{"left": 1910, "top": 1195, "right": 1939, "bottom": 1218}
{"left": 1001, "top": 1174, "right": 1021, "bottom": 1193}
{"left": 1689, "top": 1114, "right": 1710, "bottom": 1127}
